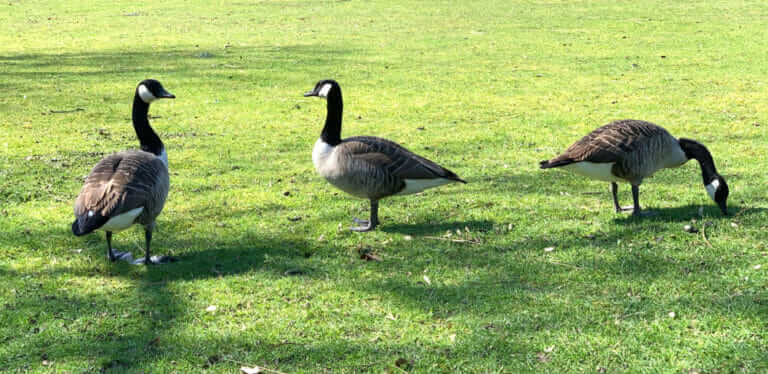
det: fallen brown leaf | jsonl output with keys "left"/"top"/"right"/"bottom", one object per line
{"left": 284, "top": 268, "right": 304, "bottom": 276}
{"left": 395, "top": 358, "right": 413, "bottom": 370}
{"left": 361, "top": 252, "right": 382, "bottom": 261}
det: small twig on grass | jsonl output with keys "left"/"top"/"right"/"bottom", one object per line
{"left": 222, "top": 354, "right": 293, "bottom": 374}
{"left": 619, "top": 311, "right": 646, "bottom": 319}
{"left": 250, "top": 366, "right": 288, "bottom": 374}
{"left": 547, "top": 261, "right": 582, "bottom": 269}
{"left": 48, "top": 108, "right": 84, "bottom": 114}
{"left": 422, "top": 236, "right": 481, "bottom": 244}
{"left": 701, "top": 222, "right": 713, "bottom": 248}
{"left": 733, "top": 206, "right": 749, "bottom": 218}
{"left": 239, "top": 365, "right": 288, "bottom": 374}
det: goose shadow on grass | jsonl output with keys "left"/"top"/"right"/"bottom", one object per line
{"left": 0, "top": 224, "right": 333, "bottom": 371}
{"left": 611, "top": 204, "right": 765, "bottom": 225}
{"left": 70, "top": 226, "right": 331, "bottom": 283}
{"left": 378, "top": 219, "right": 495, "bottom": 235}
{"left": 352, "top": 220, "right": 768, "bottom": 343}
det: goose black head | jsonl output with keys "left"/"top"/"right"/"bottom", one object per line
{"left": 137, "top": 79, "right": 176, "bottom": 103}
{"left": 304, "top": 79, "right": 339, "bottom": 99}
{"left": 705, "top": 174, "right": 729, "bottom": 215}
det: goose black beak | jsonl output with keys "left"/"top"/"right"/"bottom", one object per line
{"left": 304, "top": 91, "right": 317, "bottom": 97}
{"left": 160, "top": 90, "right": 176, "bottom": 99}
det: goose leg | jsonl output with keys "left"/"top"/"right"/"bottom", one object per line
{"left": 630, "top": 185, "right": 656, "bottom": 217}
{"left": 131, "top": 225, "right": 177, "bottom": 265}
{"left": 611, "top": 182, "right": 621, "bottom": 212}
{"left": 351, "top": 200, "right": 379, "bottom": 232}
{"left": 105, "top": 231, "right": 131, "bottom": 262}
{"left": 611, "top": 182, "right": 636, "bottom": 213}
{"left": 143, "top": 229, "right": 152, "bottom": 264}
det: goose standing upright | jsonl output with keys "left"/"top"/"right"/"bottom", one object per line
{"left": 72, "top": 79, "right": 176, "bottom": 265}
{"left": 540, "top": 119, "right": 729, "bottom": 216}
{"left": 304, "top": 79, "right": 466, "bottom": 231}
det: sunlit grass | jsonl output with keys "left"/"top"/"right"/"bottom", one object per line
{"left": 1, "top": 0, "right": 767, "bottom": 372}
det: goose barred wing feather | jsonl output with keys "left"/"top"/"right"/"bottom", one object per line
{"left": 73, "top": 151, "right": 169, "bottom": 234}
{"left": 343, "top": 136, "right": 465, "bottom": 182}
{"left": 542, "top": 120, "right": 671, "bottom": 167}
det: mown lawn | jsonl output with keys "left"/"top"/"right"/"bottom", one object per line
{"left": 1, "top": 0, "right": 766, "bottom": 372}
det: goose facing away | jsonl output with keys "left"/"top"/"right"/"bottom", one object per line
{"left": 304, "top": 79, "right": 466, "bottom": 232}
{"left": 72, "top": 79, "right": 176, "bottom": 265}
{"left": 540, "top": 119, "right": 729, "bottom": 216}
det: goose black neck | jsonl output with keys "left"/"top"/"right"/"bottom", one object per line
{"left": 132, "top": 94, "right": 164, "bottom": 156}
{"left": 320, "top": 89, "right": 343, "bottom": 146}
{"left": 679, "top": 138, "right": 718, "bottom": 184}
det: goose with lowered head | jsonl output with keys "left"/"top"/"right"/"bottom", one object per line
{"left": 540, "top": 119, "right": 729, "bottom": 216}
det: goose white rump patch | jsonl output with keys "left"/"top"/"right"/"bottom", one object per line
{"left": 99, "top": 207, "right": 144, "bottom": 232}
{"left": 563, "top": 162, "right": 621, "bottom": 182}
{"left": 397, "top": 178, "right": 454, "bottom": 195}
{"left": 705, "top": 179, "right": 720, "bottom": 200}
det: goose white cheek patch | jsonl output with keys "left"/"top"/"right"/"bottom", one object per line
{"left": 138, "top": 84, "right": 157, "bottom": 103}
{"left": 317, "top": 83, "right": 332, "bottom": 98}
{"left": 705, "top": 179, "right": 720, "bottom": 200}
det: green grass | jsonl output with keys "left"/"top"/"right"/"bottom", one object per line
{"left": 1, "top": 0, "right": 767, "bottom": 372}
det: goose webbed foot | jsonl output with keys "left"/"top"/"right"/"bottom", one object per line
{"left": 350, "top": 218, "right": 377, "bottom": 232}
{"left": 131, "top": 255, "right": 178, "bottom": 265}
{"left": 350, "top": 200, "right": 379, "bottom": 232}
{"left": 105, "top": 232, "right": 134, "bottom": 262}
{"left": 353, "top": 217, "right": 370, "bottom": 225}
{"left": 108, "top": 251, "right": 133, "bottom": 263}
{"left": 127, "top": 228, "right": 177, "bottom": 265}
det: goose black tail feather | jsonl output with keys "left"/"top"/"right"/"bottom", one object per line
{"left": 539, "top": 159, "right": 574, "bottom": 169}
{"left": 442, "top": 169, "right": 467, "bottom": 184}
{"left": 71, "top": 212, "right": 109, "bottom": 236}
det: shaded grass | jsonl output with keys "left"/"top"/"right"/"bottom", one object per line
{"left": 2, "top": 0, "right": 768, "bottom": 372}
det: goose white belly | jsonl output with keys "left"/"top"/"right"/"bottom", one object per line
{"left": 397, "top": 178, "right": 454, "bottom": 195}
{"left": 563, "top": 162, "right": 623, "bottom": 182}
{"left": 99, "top": 207, "right": 144, "bottom": 232}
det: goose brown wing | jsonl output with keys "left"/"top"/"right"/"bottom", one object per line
{"left": 541, "top": 119, "right": 670, "bottom": 167}
{"left": 73, "top": 151, "right": 168, "bottom": 234}
{"left": 342, "top": 136, "right": 464, "bottom": 182}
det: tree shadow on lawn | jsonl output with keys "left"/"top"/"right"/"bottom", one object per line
{"left": 164, "top": 327, "right": 551, "bottom": 372}
{"left": 0, "top": 44, "right": 363, "bottom": 93}
{"left": 0, "top": 272, "right": 190, "bottom": 372}
{"left": 351, "top": 212, "right": 768, "bottom": 337}
{"left": 0, "top": 215, "right": 333, "bottom": 371}
{"left": 3, "top": 183, "right": 764, "bottom": 370}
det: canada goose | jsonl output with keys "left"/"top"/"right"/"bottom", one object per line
{"left": 72, "top": 79, "right": 176, "bottom": 265}
{"left": 540, "top": 119, "right": 729, "bottom": 216}
{"left": 304, "top": 79, "right": 466, "bottom": 231}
